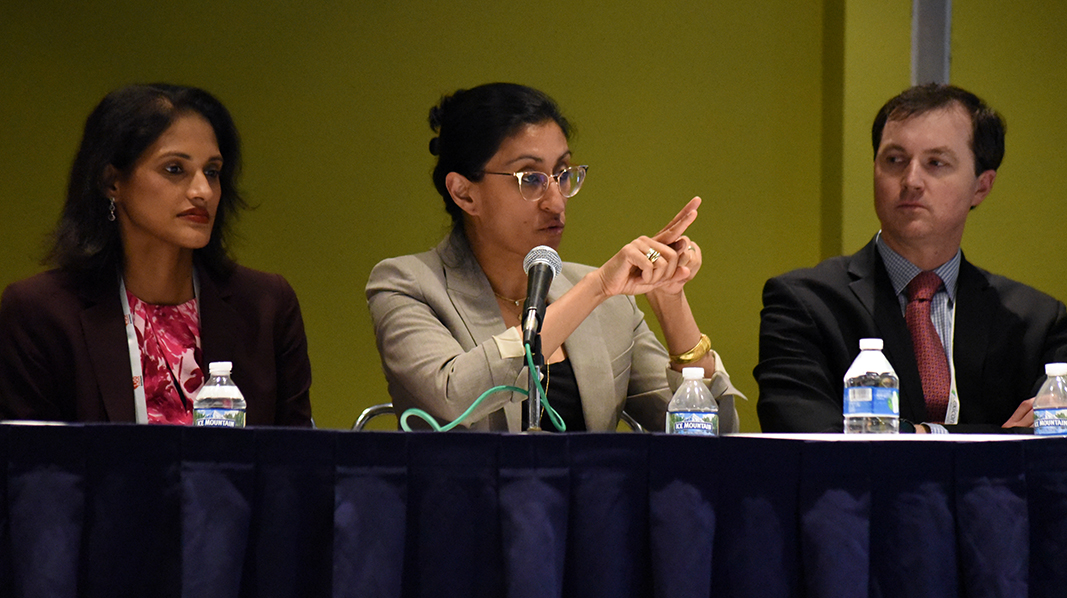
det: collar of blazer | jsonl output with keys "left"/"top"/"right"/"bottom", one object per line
{"left": 74, "top": 264, "right": 240, "bottom": 422}
{"left": 76, "top": 272, "right": 137, "bottom": 422}
{"left": 435, "top": 233, "right": 619, "bottom": 431}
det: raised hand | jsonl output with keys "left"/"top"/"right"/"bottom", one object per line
{"left": 593, "top": 197, "right": 703, "bottom": 298}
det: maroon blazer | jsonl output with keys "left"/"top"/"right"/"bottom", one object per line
{"left": 0, "top": 265, "right": 312, "bottom": 426}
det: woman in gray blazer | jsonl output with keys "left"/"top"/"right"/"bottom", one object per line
{"left": 366, "top": 83, "right": 740, "bottom": 432}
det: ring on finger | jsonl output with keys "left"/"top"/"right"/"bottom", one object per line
{"left": 645, "top": 248, "right": 661, "bottom": 264}
{"left": 687, "top": 245, "right": 695, "bottom": 252}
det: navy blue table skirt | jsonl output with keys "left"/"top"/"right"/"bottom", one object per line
{"left": 2, "top": 424, "right": 1066, "bottom": 597}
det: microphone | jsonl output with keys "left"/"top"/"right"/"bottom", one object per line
{"left": 521, "top": 245, "right": 563, "bottom": 347}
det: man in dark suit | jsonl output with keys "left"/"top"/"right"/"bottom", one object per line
{"left": 755, "top": 84, "right": 1067, "bottom": 433}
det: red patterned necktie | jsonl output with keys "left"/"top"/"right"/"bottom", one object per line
{"left": 906, "top": 271, "right": 950, "bottom": 422}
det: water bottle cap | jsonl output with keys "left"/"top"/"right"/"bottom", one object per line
{"left": 1045, "top": 362, "right": 1067, "bottom": 376}
{"left": 859, "top": 338, "right": 883, "bottom": 351}
{"left": 208, "top": 361, "right": 233, "bottom": 376}
{"left": 681, "top": 367, "right": 704, "bottom": 380}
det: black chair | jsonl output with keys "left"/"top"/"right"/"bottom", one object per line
{"left": 352, "top": 402, "right": 396, "bottom": 430}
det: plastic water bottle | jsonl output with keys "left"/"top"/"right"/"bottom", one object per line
{"left": 666, "top": 367, "right": 718, "bottom": 435}
{"left": 193, "top": 361, "right": 246, "bottom": 428}
{"left": 1033, "top": 363, "right": 1067, "bottom": 435}
{"left": 843, "top": 338, "right": 899, "bottom": 434}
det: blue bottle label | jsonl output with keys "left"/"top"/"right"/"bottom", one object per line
{"left": 843, "top": 387, "right": 899, "bottom": 417}
{"left": 1034, "top": 407, "right": 1067, "bottom": 435}
{"left": 194, "top": 408, "right": 246, "bottom": 428}
{"left": 667, "top": 411, "right": 718, "bottom": 436}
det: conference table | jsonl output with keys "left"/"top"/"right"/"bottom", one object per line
{"left": 2, "top": 423, "right": 1066, "bottom": 598}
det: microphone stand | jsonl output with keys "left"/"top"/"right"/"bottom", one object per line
{"left": 520, "top": 245, "right": 560, "bottom": 433}
{"left": 525, "top": 325, "right": 544, "bottom": 433}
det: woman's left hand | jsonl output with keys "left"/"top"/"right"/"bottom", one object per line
{"left": 591, "top": 197, "right": 703, "bottom": 298}
{"left": 648, "top": 235, "right": 701, "bottom": 297}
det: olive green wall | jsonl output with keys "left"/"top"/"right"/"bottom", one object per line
{"left": 951, "top": 3, "right": 1067, "bottom": 303}
{"left": 1, "top": 1, "right": 1061, "bottom": 432}
{"left": 839, "top": 1, "right": 911, "bottom": 255}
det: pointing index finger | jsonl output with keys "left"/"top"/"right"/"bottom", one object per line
{"left": 653, "top": 196, "right": 702, "bottom": 244}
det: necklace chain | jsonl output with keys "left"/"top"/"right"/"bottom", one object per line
{"left": 493, "top": 291, "right": 522, "bottom": 307}
{"left": 493, "top": 290, "right": 522, "bottom": 320}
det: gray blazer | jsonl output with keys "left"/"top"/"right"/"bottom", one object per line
{"left": 366, "top": 233, "right": 740, "bottom": 432}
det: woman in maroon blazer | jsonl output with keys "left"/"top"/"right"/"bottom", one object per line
{"left": 0, "top": 84, "right": 312, "bottom": 426}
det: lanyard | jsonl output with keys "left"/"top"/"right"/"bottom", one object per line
{"left": 119, "top": 272, "right": 200, "bottom": 424}
{"left": 944, "top": 303, "right": 960, "bottom": 424}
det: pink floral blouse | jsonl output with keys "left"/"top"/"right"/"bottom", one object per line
{"left": 126, "top": 291, "right": 205, "bottom": 425}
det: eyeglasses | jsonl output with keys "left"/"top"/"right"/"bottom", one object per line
{"left": 483, "top": 165, "right": 588, "bottom": 201}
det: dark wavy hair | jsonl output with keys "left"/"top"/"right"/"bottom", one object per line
{"left": 46, "top": 83, "right": 246, "bottom": 279}
{"left": 872, "top": 83, "right": 1005, "bottom": 175}
{"left": 428, "top": 83, "right": 571, "bottom": 229}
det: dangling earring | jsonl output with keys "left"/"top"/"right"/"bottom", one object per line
{"left": 108, "top": 197, "right": 116, "bottom": 222}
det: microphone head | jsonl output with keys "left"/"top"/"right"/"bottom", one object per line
{"left": 523, "top": 245, "right": 562, "bottom": 277}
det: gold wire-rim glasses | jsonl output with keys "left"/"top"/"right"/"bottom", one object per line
{"left": 482, "top": 165, "right": 589, "bottom": 201}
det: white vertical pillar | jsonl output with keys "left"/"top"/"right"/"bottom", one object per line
{"left": 912, "top": 0, "right": 952, "bottom": 84}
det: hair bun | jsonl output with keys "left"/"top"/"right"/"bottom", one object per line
{"left": 428, "top": 137, "right": 440, "bottom": 156}
{"left": 428, "top": 104, "right": 444, "bottom": 131}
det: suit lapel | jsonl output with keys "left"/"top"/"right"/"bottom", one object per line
{"left": 438, "top": 236, "right": 525, "bottom": 430}
{"left": 545, "top": 271, "right": 615, "bottom": 431}
{"left": 847, "top": 240, "right": 927, "bottom": 420}
{"left": 951, "top": 257, "right": 992, "bottom": 412}
{"left": 80, "top": 275, "right": 136, "bottom": 422}
{"left": 196, "top": 270, "right": 238, "bottom": 367}
{"left": 439, "top": 236, "right": 509, "bottom": 349}
{"left": 438, "top": 236, "right": 615, "bottom": 431}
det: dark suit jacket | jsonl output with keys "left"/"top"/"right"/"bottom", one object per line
{"left": 755, "top": 237, "right": 1067, "bottom": 433}
{"left": 0, "top": 265, "right": 312, "bottom": 426}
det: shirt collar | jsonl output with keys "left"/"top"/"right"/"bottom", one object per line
{"left": 875, "top": 231, "right": 960, "bottom": 302}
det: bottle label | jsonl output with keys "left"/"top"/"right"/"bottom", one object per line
{"left": 194, "top": 408, "right": 246, "bottom": 428}
{"left": 667, "top": 411, "right": 718, "bottom": 436}
{"left": 1034, "top": 408, "right": 1067, "bottom": 435}
{"left": 843, "top": 387, "right": 899, "bottom": 417}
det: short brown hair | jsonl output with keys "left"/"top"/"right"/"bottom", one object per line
{"left": 872, "top": 83, "right": 1005, "bottom": 175}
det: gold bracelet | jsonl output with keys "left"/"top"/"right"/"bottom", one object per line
{"left": 669, "top": 333, "right": 711, "bottom": 365}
